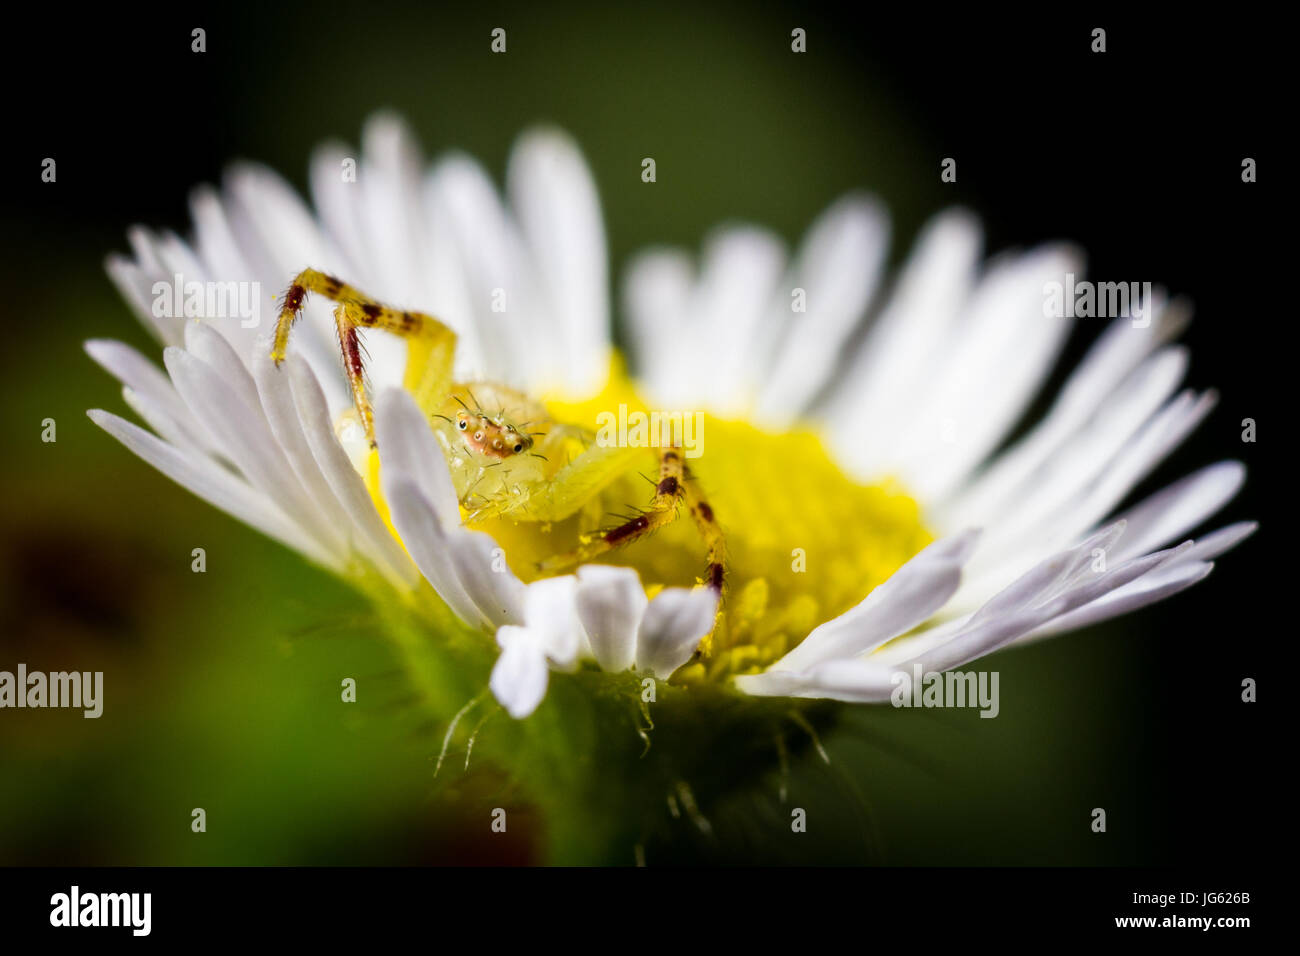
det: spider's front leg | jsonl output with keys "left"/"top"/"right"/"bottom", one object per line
{"left": 271, "top": 268, "right": 456, "bottom": 445}
{"left": 538, "top": 447, "right": 726, "bottom": 596}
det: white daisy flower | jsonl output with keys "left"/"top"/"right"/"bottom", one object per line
{"left": 87, "top": 114, "right": 1253, "bottom": 724}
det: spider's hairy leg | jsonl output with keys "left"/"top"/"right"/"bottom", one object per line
{"left": 683, "top": 473, "right": 725, "bottom": 596}
{"left": 538, "top": 447, "right": 691, "bottom": 573}
{"left": 272, "top": 268, "right": 353, "bottom": 365}
{"left": 682, "top": 471, "right": 726, "bottom": 657}
{"left": 270, "top": 269, "right": 457, "bottom": 444}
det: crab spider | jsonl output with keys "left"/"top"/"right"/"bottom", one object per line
{"left": 270, "top": 269, "right": 725, "bottom": 592}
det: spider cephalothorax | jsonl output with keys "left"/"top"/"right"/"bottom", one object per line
{"left": 270, "top": 268, "right": 726, "bottom": 596}
{"left": 450, "top": 401, "right": 535, "bottom": 459}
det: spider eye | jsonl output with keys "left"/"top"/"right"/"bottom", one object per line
{"left": 457, "top": 420, "right": 467, "bottom": 430}
{"left": 513, "top": 443, "right": 523, "bottom": 453}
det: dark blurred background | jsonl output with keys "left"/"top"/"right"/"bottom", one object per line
{"left": 0, "top": 3, "right": 1278, "bottom": 864}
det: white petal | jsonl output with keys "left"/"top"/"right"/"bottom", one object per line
{"left": 959, "top": 347, "right": 1191, "bottom": 557}
{"left": 774, "top": 529, "right": 979, "bottom": 672}
{"left": 164, "top": 346, "right": 344, "bottom": 558}
{"left": 124, "top": 226, "right": 164, "bottom": 272}
{"left": 358, "top": 113, "right": 434, "bottom": 305}
{"left": 372, "top": 387, "right": 460, "bottom": 529}
{"left": 1043, "top": 390, "right": 1219, "bottom": 552}
{"left": 972, "top": 522, "right": 1127, "bottom": 625}
{"left": 86, "top": 339, "right": 217, "bottom": 453}
{"left": 448, "top": 531, "right": 527, "bottom": 628}
{"left": 120, "top": 386, "right": 209, "bottom": 460}
{"left": 913, "top": 545, "right": 1182, "bottom": 675}
{"left": 686, "top": 227, "right": 788, "bottom": 413}
{"left": 310, "top": 141, "right": 374, "bottom": 284}
{"left": 252, "top": 347, "right": 354, "bottom": 532}
{"left": 105, "top": 253, "right": 184, "bottom": 347}
{"left": 186, "top": 186, "right": 265, "bottom": 358}
{"left": 817, "top": 208, "right": 981, "bottom": 470}
{"left": 221, "top": 162, "right": 354, "bottom": 406}
{"left": 1025, "top": 559, "right": 1214, "bottom": 639}
{"left": 865, "top": 523, "right": 1128, "bottom": 671}
{"left": 427, "top": 152, "right": 539, "bottom": 389}
{"left": 745, "top": 658, "right": 897, "bottom": 701}
{"left": 507, "top": 127, "right": 610, "bottom": 397}
{"left": 890, "top": 244, "right": 1082, "bottom": 500}
{"left": 636, "top": 587, "right": 718, "bottom": 678}
{"left": 622, "top": 247, "right": 696, "bottom": 399}
{"left": 574, "top": 565, "right": 648, "bottom": 672}
{"left": 415, "top": 174, "right": 486, "bottom": 379}
{"left": 489, "top": 634, "right": 550, "bottom": 719}
{"left": 151, "top": 229, "right": 210, "bottom": 288}
{"left": 382, "top": 477, "right": 490, "bottom": 629}
{"left": 184, "top": 320, "right": 259, "bottom": 411}
{"left": 1172, "top": 520, "right": 1257, "bottom": 563}
{"left": 519, "top": 575, "right": 586, "bottom": 669}
{"left": 772, "top": 546, "right": 1186, "bottom": 702}
{"left": 1109, "top": 461, "right": 1245, "bottom": 562}
{"left": 732, "top": 669, "right": 812, "bottom": 698}
{"left": 87, "top": 409, "right": 334, "bottom": 567}
{"left": 224, "top": 161, "right": 345, "bottom": 285}
{"left": 941, "top": 301, "right": 1188, "bottom": 526}
{"left": 1020, "top": 520, "right": 1253, "bottom": 642}
{"left": 281, "top": 355, "right": 418, "bottom": 586}
{"left": 754, "top": 194, "right": 889, "bottom": 423}
{"left": 956, "top": 388, "right": 1217, "bottom": 607}
{"left": 189, "top": 184, "right": 260, "bottom": 282}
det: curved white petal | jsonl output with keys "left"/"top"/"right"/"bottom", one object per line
{"left": 221, "top": 162, "right": 358, "bottom": 405}
{"left": 120, "top": 386, "right": 208, "bottom": 459}
{"left": 427, "top": 152, "right": 539, "bottom": 389}
{"left": 774, "top": 529, "right": 979, "bottom": 672}
{"left": 372, "top": 387, "right": 460, "bottom": 529}
{"left": 1024, "top": 559, "right": 1214, "bottom": 640}
{"left": 1172, "top": 520, "right": 1257, "bottom": 563}
{"left": 956, "top": 346, "right": 1192, "bottom": 560}
{"left": 490, "top": 631, "right": 550, "bottom": 719}
{"left": 164, "top": 345, "right": 344, "bottom": 558}
{"left": 574, "top": 565, "right": 648, "bottom": 673}
{"left": 635, "top": 587, "right": 718, "bottom": 678}
{"left": 507, "top": 127, "right": 610, "bottom": 397}
{"left": 382, "top": 476, "right": 490, "bottom": 629}
{"left": 687, "top": 227, "right": 787, "bottom": 414}
{"left": 105, "top": 253, "right": 184, "bottom": 347}
{"left": 283, "top": 356, "right": 417, "bottom": 586}
{"left": 940, "top": 301, "right": 1188, "bottom": 526}
{"left": 448, "top": 531, "right": 526, "bottom": 628}
{"left": 252, "top": 347, "right": 358, "bottom": 544}
{"left": 756, "top": 542, "right": 1189, "bottom": 702}
{"left": 622, "top": 247, "right": 697, "bottom": 402}
{"left": 86, "top": 338, "right": 216, "bottom": 453}
{"left": 1108, "top": 461, "right": 1246, "bottom": 563}
{"left": 889, "top": 244, "right": 1082, "bottom": 501}
{"left": 516, "top": 575, "right": 586, "bottom": 670}
{"left": 87, "top": 409, "right": 335, "bottom": 568}
{"left": 817, "top": 208, "right": 982, "bottom": 470}
{"left": 754, "top": 194, "right": 889, "bottom": 424}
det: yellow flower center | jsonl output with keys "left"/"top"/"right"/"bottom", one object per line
{"left": 367, "top": 356, "right": 932, "bottom": 682}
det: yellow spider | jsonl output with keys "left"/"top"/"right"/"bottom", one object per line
{"left": 270, "top": 269, "right": 726, "bottom": 592}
